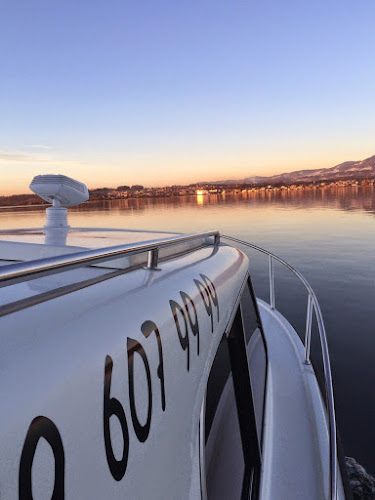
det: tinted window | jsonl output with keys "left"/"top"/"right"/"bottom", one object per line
{"left": 240, "top": 280, "right": 259, "bottom": 344}
{"left": 241, "top": 278, "right": 267, "bottom": 443}
{"left": 205, "top": 334, "right": 245, "bottom": 500}
{"left": 204, "top": 301, "right": 263, "bottom": 500}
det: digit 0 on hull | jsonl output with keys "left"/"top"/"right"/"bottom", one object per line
{"left": 0, "top": 176, "right": 351, "bottom": 500}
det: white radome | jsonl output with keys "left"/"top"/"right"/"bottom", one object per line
{"left": 29, "top": 174, "right": 89, "bottom": 207}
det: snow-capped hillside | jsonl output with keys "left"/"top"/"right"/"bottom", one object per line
{"left": 209, "top": 154, "right": 375, "bottom": 185}
{"left": 244, "top": 155, "right": 375, "bottom": 184}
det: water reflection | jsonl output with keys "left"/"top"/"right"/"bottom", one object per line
{"left": 196, "top": 193, "right": 205, "bottom": 206}
{"left": 75, "top": 185, "right": 375, "bottom": 216}
{"left": 2, "top": 185, "right": 374, "bottom": 218}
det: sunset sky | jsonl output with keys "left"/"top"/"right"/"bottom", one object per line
{"left": 1, "top": 1, "right": 375, "bottom": 195}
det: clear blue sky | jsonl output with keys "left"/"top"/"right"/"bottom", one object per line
{"left": 1, "top": 0, "right": 375, "bottom": 194}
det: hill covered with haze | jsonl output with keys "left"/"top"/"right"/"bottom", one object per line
{"left": 210, "top": 154, "right": 375, "bottom": 185}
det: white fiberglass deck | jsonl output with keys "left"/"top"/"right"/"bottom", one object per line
{"left": 257, "top": 300, "right": 345, "bottom": 500}
{"left": 0, "top": 228, "right": 180, "bottom": 258}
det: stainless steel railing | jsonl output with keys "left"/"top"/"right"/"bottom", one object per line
{"left": 0, "top": 230, "right": 220, "bottom": 287}
{"left": 222, "top": 235, "right": 337, "bottom": 500}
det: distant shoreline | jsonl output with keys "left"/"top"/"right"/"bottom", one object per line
{"left": 0, "top": 178, "right": 373, "bottom": 209}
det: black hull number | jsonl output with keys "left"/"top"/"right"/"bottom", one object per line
{"left": 18, "top": 274, "right": 218, "bottom": 495}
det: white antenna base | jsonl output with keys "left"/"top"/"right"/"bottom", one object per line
{"left": 44, "top": 207, "right": 70, "bottom": 246}
{"left": 29, "top": 174, "right": 89, "bottom": 246}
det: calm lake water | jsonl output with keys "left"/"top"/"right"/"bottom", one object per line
{"left": 1, "top": 186, "right": 374, "bottom": 474}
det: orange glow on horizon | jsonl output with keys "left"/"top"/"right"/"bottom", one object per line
{"left": 0, "top": 147, "right": 374, "bottom": 196}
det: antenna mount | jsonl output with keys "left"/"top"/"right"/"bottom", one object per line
{"left": 29, "top": 174, "right": 89, "bottom": 245}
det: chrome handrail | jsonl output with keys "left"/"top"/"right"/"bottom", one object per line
{"left": 0, "top": 230, "right": 220, "bottom": 287}
{"left": 222, "top": 235, "right": 337, "bottom": 500}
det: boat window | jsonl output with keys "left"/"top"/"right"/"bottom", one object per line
{"left": 240, "top": 280, "right": 259, "bottom": 344}
{"left": 204, "top": 332, "right": 245, "bottom": 500}
{"left": 204, "top": 305, "right": 262, "bottom": 500}
{"left": 240, "top": 278, "right": 267, "bottom": 443}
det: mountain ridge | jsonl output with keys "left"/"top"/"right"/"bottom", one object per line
{"left": 205, "top": 154, "right": 375, "bottom": 185}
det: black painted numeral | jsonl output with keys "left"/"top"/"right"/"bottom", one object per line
{"left": 127, "top": 338, "right": 152, "bottom": 442}
{"left": 200, "top": 274, "right": 219, "bottom": 322}
{"left": 103, "top": 355, "right": 129, "bottom": 481}
{"left": 141, "top": 320, "right": 166, "bottom": 411}
{"left": 19, "top": 416, "right": 65, "bottom": 500}
{"left": 170, "top": 299, "right": 190, "bottom": 370}
{"left": 180, "top": 291, "right": 200, "bottom": 355}
{"left": 194, "top": 278, "right": 214, "bottom": 332}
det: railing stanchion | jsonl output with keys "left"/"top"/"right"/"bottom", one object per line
{"left": 304, "top": 294, "right": 313, "bottom": 364}
{"left": 146, "top": 248, "right": 160, "bottom": 270}
{"left": 269, "top": 255, "right": 275, "bottom": 309}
